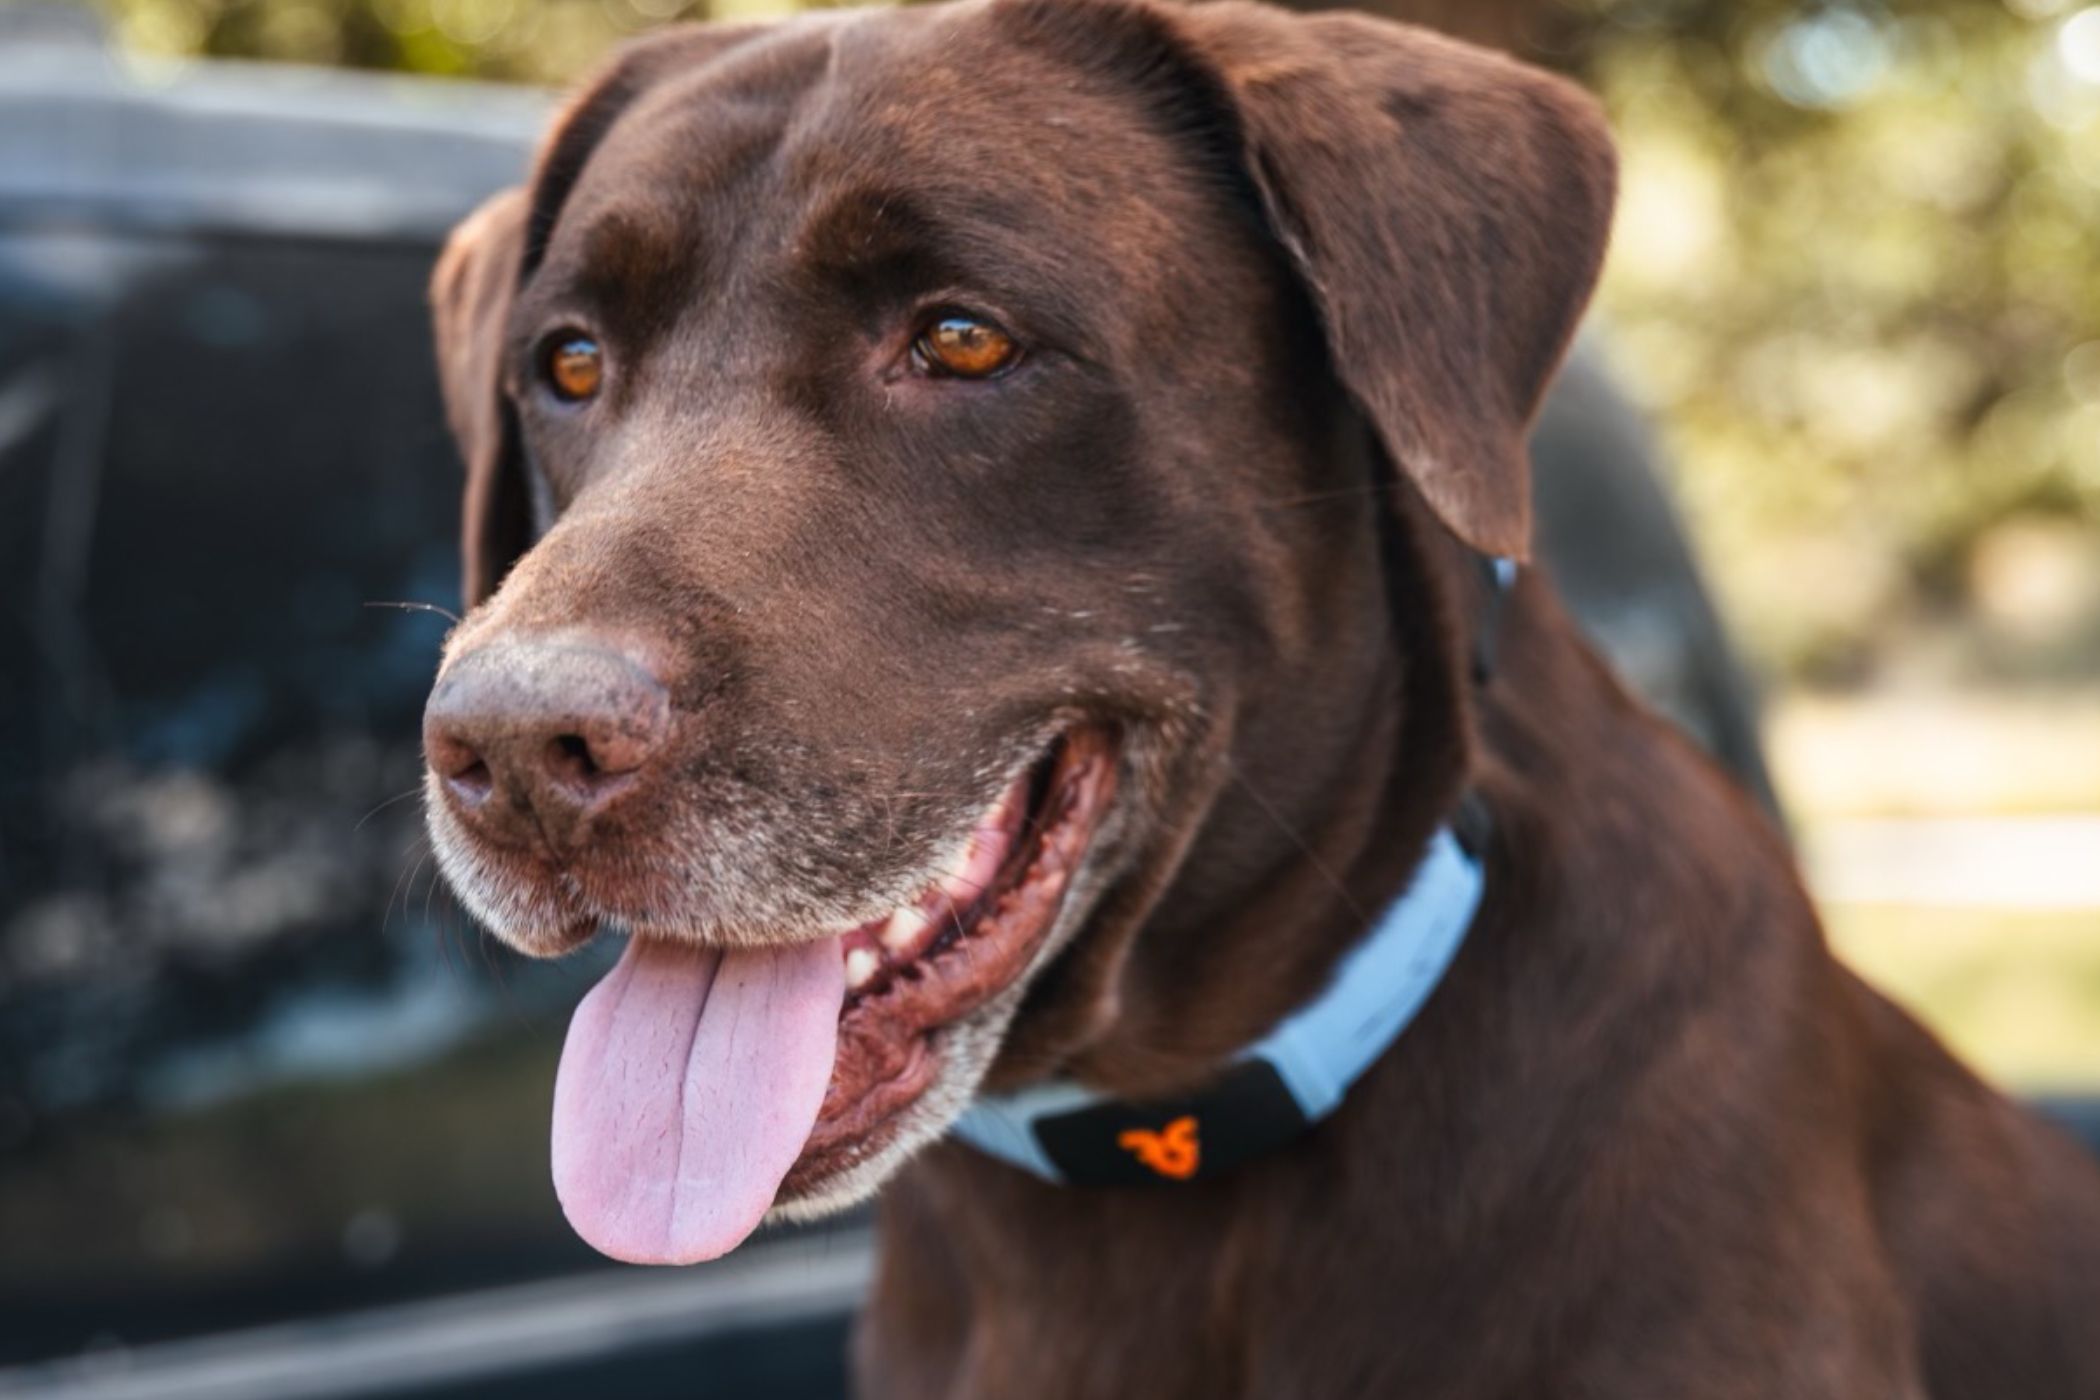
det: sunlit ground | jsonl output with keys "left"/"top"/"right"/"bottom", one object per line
{"left": 1777, "top": 689, "right": 2100, "bottom": 1091}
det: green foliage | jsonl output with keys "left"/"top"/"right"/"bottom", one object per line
{"left": 85, "top": 0, "right": 2100, "bottom": 683}
{"left": 98, "top": 0, "right": 700, "bottom": 81}
{"left": 1589, "top": 1, "right": 2100, "bottom": 683}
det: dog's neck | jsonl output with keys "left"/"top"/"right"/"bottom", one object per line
{"left": 1051, "top": 498, "right": 1491, "bottom": 1095}
{"left": 951, "top": 817, "right": 1487, "bottom": 1184}
{"left": 949, "top": 542, "right": 1516, "bottom": 1183}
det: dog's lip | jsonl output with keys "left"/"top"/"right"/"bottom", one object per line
{"left": 783, "top": 728, "right": 1118, "bottom": 1188}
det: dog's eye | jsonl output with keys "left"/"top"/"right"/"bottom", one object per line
{"left": 914, "top": 316, "right": 1019, "bottom": 379}
{"left": 543, "top": 334, "right": 604, "bottom": 403}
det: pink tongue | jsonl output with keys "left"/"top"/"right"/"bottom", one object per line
{"left": 551, "top": 934, "right": 843, "bottom": 1265}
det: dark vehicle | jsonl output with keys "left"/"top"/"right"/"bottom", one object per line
{"left": 5, "top": 17, "right": 2087, "bottom": 1399}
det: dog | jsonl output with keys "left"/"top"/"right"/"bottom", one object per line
{"left": 421, "top": 1, "right": 2100, "bottom": 1394}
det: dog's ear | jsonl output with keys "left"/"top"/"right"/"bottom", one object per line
{"left": 430, "top": 186, "right": 530, "bottom": 607}
{"left": 428, "top": 25, "right": 778, "bottom": 606}
{"left": 1168, "top": 2, "right": 1617, "bottom": 560}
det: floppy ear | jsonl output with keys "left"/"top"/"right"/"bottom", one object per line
{"left": 430, "top": 185, "right": 530, "bottom": 607}
{"left": 1170, "top": 2, "right": 1617, "bottom": 560}
{"left": 428, "top": 24, "right": 781, "bottom": 607}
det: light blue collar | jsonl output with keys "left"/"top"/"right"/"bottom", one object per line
{"left": 949, "top": 821, "right": 1486, "bottom": 1186}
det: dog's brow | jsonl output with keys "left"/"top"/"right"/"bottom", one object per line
{"left": 520, "top": 202, "right": 706, "bottom": 350}
{"left": 580, "top": 207, "right": 701, "bottom": 304}
{"left": 796, "top": 187, "right": 948, "bottom": 271}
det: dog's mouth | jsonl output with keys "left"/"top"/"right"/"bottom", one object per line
{"left": 793, "top": 729, "right": 1117, "bottom": 1186}
{"left": 547, "top": 729, "right": 1117, "bottom": 1266}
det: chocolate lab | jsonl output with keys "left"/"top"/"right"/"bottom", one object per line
{"left": 420, "top": 0, "right": 2100, "bottom": 1393}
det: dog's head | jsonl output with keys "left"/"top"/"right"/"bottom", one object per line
{"left": 423, "top": 0, "right": 1613, "bottom": 1262}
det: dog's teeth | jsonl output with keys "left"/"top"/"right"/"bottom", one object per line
{"left": 845, "top": 947, "right": 881, "bottom": 990}
{"left": 881, "top": 906, "right": 929, "bottom": 955}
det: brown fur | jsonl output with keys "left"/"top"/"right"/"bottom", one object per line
{"left": 425, "top": 1, "right": 2100, "bottom": 1395}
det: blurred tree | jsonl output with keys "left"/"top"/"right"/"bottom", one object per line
{"left": 1285, "top": 0, "right": 1578, "bottom": 56}
{"left": 80, "top": 0, "right": 2100, "bottom": 687}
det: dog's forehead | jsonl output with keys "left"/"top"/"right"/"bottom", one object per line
{"left": 550, "top": 6, "right": 1197, "bottom": 280}
{"left": 770, "top": 7, "right": 1148, "bottom": 197}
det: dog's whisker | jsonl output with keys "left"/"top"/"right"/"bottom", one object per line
{"left": 385, "top": 846, "right": 431, "bottom": 939}
{"left": 420, "top": 851, "right": 448, "bottom": 927}
{"left": 355, "top": 786, "right": 424, "bottom": 832}
{"left": 476, "top": 922, "right": 522, "bottom": 1012}
{"left": 363, "top": 598, "right": 463, "bottom": 624}
{"left": 432, "top": 901, "right": 460, "bottom": 982}
{"left": 1254, "top": 482, "right": 1403, "bottom": 510}
{"left": 1223, "top": 756, "right": 1365, "bottom": 925}
{"left": 878, "top": 792, "right": 899, "bottom": 858}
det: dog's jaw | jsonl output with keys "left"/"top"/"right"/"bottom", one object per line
{"left": 769, "top": 806, "right": 1130, "bottom": 1218}
{"left": 775, "top": 731, "right": 1125, "bottom": 1209}
{"left": 767, "top": 999, "right": 1003, "bottom": 1222}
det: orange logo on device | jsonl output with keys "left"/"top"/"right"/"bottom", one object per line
{"left": 1117, "top": 1116, "right": 1201, "bottom": 1179}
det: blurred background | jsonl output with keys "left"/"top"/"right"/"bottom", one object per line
{"left": 83, "top": 0, "right": 2100, "bottom": 1086}
{"left": 2, "top": 0, "right": 2096, "bottom": 1393}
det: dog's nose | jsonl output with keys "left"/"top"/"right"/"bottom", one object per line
{"left": 424, "top": 638, "right": 671, "bottom": 847}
